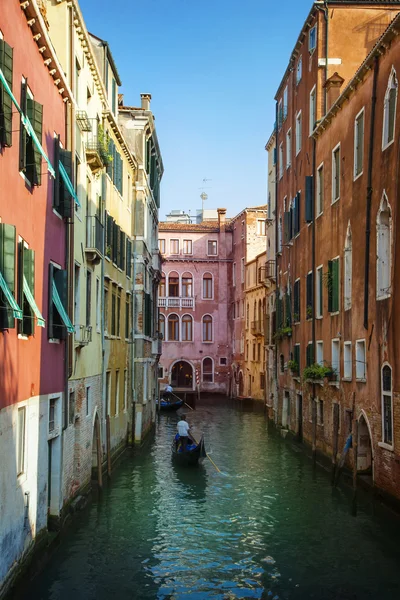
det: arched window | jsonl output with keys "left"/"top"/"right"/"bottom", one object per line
{"left": 344, "top": 222, "right": 352, "bottom": 310}
{"left": 181, "top": 314, "right": 193, "bottom": 341}
{"left": 377, "top": 193, "right": 391, "bottom": 299}
{"left": 168, "top": 314, "right": 179, "bottom": 341}
{"left": 159, "top": 314, "right": 165, "bottom": 340}
{"left": 159, "top": 274, "right": 166, "bottom": 298}
{"left": 382, "top": 364, "right": 393, "bottom": 445}
{"left": 202, "top": 315, "right": 213, "bottom": 342}
{"left": 383, "top": 68, "right": 397, "bottom": 149}
{"left": 168, "top": 272, "right": 179, "bottom": 297}
{"left": 202, "top": 357, "right": 213, "bottom": 382}
{"left": 181, "top": 272, "right": 193, "bottom": 298}
{"left": 203, "top": 273, "right": 213, "bottom": 299}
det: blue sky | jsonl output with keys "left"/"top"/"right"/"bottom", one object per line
{"left": 79, "top": 0, "right": 311, "bottom": 220}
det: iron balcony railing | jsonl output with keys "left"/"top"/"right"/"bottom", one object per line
{"left": 86, "top": 215, "right": 104, "bottom": 255}
{"left": 74, "top": 324, "right": 93, "bottom": 346}
{"left": 158, "top": 296, "right": 195, "bottom": 309}
{"left": 259, "top": 260, "right": 276, "bottom": 284}
{"left": 251, "top": 320, "right": 264, "bottom": 336}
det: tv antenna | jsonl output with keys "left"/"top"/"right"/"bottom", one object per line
{"left": 199, "top": 178, "right": 212, "bottom": 215}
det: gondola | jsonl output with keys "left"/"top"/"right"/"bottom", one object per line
{"left": 171, "top": 434, "right": 206, "bottom": 466}
{"left": 157, "top": 398, "right": 184, "bottom": 411}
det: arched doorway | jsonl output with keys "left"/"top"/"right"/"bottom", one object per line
{"left": 171, "top": 360, "right": 193, "bottom": 389}
{"left": 357, "top": 414, "right": 372, "bottom": 473}
{"left": 238, "top": 371, "right": 244, "bottom": 396}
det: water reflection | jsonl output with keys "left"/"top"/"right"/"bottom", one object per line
{"left": 173, "top": 464, "right": 208, "bottom": 502}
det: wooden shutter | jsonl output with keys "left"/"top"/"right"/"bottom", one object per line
{"left": 305, "top": 176, "right": 313, "bottom": 222}
{"left": 328, "top": 260, "right": 333, "bottom": 312}
{"left": 0, "top": 223, "right": 16, "bottom": 328}
{"left": 119, "top": 154, "right": 123, "bottom": 195}
{"left": 112, "top": 221, "right": 118, "bottom": 263}
{"left": 285, "top": 292, "right": 291, "bottom": 326}
{"left": 120, "top": 231, "right": 126, "bottom": 270}
{"left": 332, "top": 259, "right": 339, "bottom": 312}
{"left": 0, "top": 40, "right": 13, "bottom": 147}
{"left": 116, "top": 226, "right": 121, "bottom": 267}
{"left": 54, "top": 268, "right": 68, "bottom": 340}
{"left": 294, "top": 279, "right": 300, "bottom": 321}
{"left": 26, "top": 99, "right": 43, "bottom": 186}
{"left": 388, "top": 87, "right": 396, "bottom": 142}
{"left": 356, "top": 114, "right": 364, "bottom": 175}
{"left": 126, "top": 239, "right": 131, "bottom": 277}
{"left": 295, "top": 192, "right": 301, "bottom": 234}
{"left": 276, "top": 296, "right": 283, "bottom": 330}
{"left": 22, "top": 247, "right": 35, "bottom": 336}
{"left": 48, "top": 263, "right": 54, "bottom": 339}
{"left": 283, "top": 212, "right": 290, "bottom": 244}
{"left": 306, "top": 272, "right": 313, "bottom": 315}
{"left": 306, "top": 343, "right": 314, "bottom": 367}
{"left": 59, "top": 148, "right": 73, "bottom": 217}
{"left": 294, "top": 345, "right": 300, "bottom": 372}
{"left": 19, "top": 81, "right": 28, "bottom": 171}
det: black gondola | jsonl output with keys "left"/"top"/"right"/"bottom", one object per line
{"left": 157, "top": 398, "right": 184, "bottom": 411}
{"left": 171, "top": 434, "right": 206, "bottom": 466}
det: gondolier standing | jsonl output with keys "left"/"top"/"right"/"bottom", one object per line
{"left": 164, "top": 383, "right": 173, "bottom": 401}
{"left": 177, "top": 415, "right": 191, "bottom": 451}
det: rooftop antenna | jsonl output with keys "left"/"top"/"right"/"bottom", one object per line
{"left": 199, "top": 178, "right": 212, "bottom": 217}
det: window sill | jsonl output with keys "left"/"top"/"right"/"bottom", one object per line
{"left": 342, "top": 377, "right": 352, "bottom": 382}
{"left": 328, "top": 381, "right": 340, "bottom": 387}
{"left": 330, "top": 311, "right": 340, "bottom": 317}
{"left": 18, "top": 334, "right": 29, "bottom": 341}
{"left": 316, "top": 211, "right": 323, "bottom": 220}
{"left": 52, "top": 208, "right": 63, "bottom": 220}
{"left": 356, "top": 377, "right": 367, "bottom": 383}
{"left": 316, "top": 315, "right": 323, "bottom": 320}
{"left": 331, "top": 197, "right": 340, "bottom": 205}
{"left": 353, "top": 170, "right": 363, "bottom": 182}
{"left": 378, "top": 441, "right": 394, "bottom": 452}
{"left": 49, "top": 338, "right": 61, "bottom": 344}
{"left": 382, "top": 139, "right": 394, "bottom": 152}
{"left": 377, "top": 293, "right": 391, "bottom": 301}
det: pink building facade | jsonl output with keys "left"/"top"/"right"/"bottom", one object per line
{"left": 158, "top": 210, "right": 232, "bottom": 395}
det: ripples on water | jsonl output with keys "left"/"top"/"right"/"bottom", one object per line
{"left": 16, "top": 398, "right": 400, "bottom": 600}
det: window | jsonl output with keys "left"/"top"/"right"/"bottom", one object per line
{"left": 115, "top": 370, "right": 120, "bottom": 416}
{"left": 377, "top": 193, "right": 391, "bottom": 299}
{"left": 125, "top": 296, "right": 130, "bottom": 339}
{"left": 85, "top": 386, "right": 90, "bottom": 417}
{"left": 0, "top": 225, "right": 20, "bottom": 330}
{"left": 19, "top": 81, "right": 43, "bottom": 186}
{"left": 246, "top": 303, "right": 249, "bottom": 329}
{"left": 283, "top": 86, "right": 288, "bottom": 120}
{"left": 203, "top": 357, "right": 213, "bottom": 382}
{"left": 17, "top": 239, "right": 42, "bottom": 337}
{"left": 181, "top": 314, "right": 193, "bottom": 341}
{"left": 232, "top": 262, "right": 236, "bottom": 287}
{"left": 295, "top": 111, "right": 302, "bottom": 155}
{"left": 286, "top": 129, "right": 291, "bottom": 169}
{"left": 106, "top": 371, "right": 111, "bottom": 415}
{"left": 241, "top": 258, "right": 245, "bottom": 283}
{"left": 159, "top": 314, "right": 165, "bottom": 340}
{"left": 159, "top": 275, "right": 166, "bottom": 298}
{"left": 328, "top": 258, "right": 339, "bottom": 313}
{"left": 104, "top": 285, "right": 109, "bottom": 334}
{"left": 112, "top": 78, "right": 117, "bottom": 115}
{"left": 202, "top": 315, "right": 213, "bottom": 342}
{"left": 207, "top": 240, "right": 217, "bottom": 256}
{"left": 117, "top": 289, "right": 121, "bottom": 336}
{"left": 355, "top": 340, "right": 366, "bottom": 381}
{"left": 382, "top": 364, "right": 393, "bottom": 445}
{"left": 159, "top": 239, "right": 165, "bottom": 254}
{"left": 86, "top": 270, "right": 92, "bottom": 327}
{"left": 69, "top": 390, "right": 75, "bottom": 425}
{"left": 316, "top": 163, "right": 324, "bottom": 216}
{"left": 382, "top": 69, "right": 397, "bottom": 149}
{"left": 257, "top": 219, "right": 266, "bottom": 236}
{"left": 296, "top": 56, "right": 302, "bottom": 84}
{"left": 354, "top": 109, "right": 364, "bottom": 178}
{"left": 257, "top": 343, "right": 261, "bottom": 362}
{"left": 278, "top": 98, "right": 283, "bottom": 129}
{"left": 170, "top": 239, "right": 179, "bottom": 254}
{"left": 293, "top": 344, "right": 300, "bottom": 375}
{"left": 316, "top": 265, "right": 323, "bottom": 318}
{"left": 0, "top": 38, "right": 13, "bottom": 147}
{"left": 220, "top": 357, "right": 227, "bottom": 366}
{"left": 316, "top": 341, "right": 323, "bottom": 366}
{"left": 309, "top": 24, "right": 317, "bottom": 53}
{"left": 168, "top": 314, "right": 179, "bottom": 341}
{"left": 183, "top": 239, "right": 192, "bottom": 255}
{"left": 344, "top": 223, "right": 352, "bottom": 310}
{"left": 306, "top": 272, "right": 313, "bottom": 320}
{"left": 75, "top": 58, "right": 81, "bottom": 104}
{"left": 96, "top": 278, "right": 100, "bottom": 332}
{"left": 306, "top": 342, "right": 314, "bottom": 367}
{"left": 124, "top": 370, "right": 127, "bottom": 412}
{"left": 280, "top": 354, "right": 284, "bottom": 373}
{"left": 332, "top": 144, "right": 340, "bottom": 203}
{"left": 182, "top": 275, "right": 193, "bottom": 298}
{"left": 49, "top": 397, "right": 57, "bottom": 432}
{"left": 293, "top": 279, "right": 300, "bottom": 322}
{"left": 168, "top": 273, "right": 179, "bottom": 297}
{"left": 17, "top": 407, "right": 26, "bottom": 476}
{"left": 331, "top": 340, "right": 340, "bottom": 380}
{"left": 278, "top": 216, "right": 282, "bottom": 252}
{"left": 318, "top": 399, "right": 324, "bottom": 425}
{"left": 48, "top": 264, "right": 74, "bottom": 339}
{"left": 309, "top": 86, "right": 316, "bottom": 135}
{"left": 344, "top": 342, "right": 352, "bottom": 379}
{"left": 158, "top": 366, "right": 163, "bottom": 379}
{"left": 203, "top": 273, "right": 213, "bottom": 299}
{"left": 279, "top": 142, "right": 284, "bottom": 179}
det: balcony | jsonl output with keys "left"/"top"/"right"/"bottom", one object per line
{"left": 76, "top": 111, "right": 93, "bottom": 132}
{"left": 259, "top": 260, "right": 276, "bottom": 285}
{"left": 152, "top": 251, "right": 162, "bottom": 273}
{"left": 251, "top": 320, "right": 264, "bottom": 337}
{"left": 158, "top": 296, "right": 195, "bottom": 309}
{"left": 75, "top": 324, "right": 92, "bottom": 346}
{"left": 85, "top": 215, "right": 104, "bottom": 264}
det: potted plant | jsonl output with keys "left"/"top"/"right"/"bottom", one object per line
{"left": 98, "top": 125, "right": 113, "bottom": 166}
{"left": 288, "top": 359, "right": 299, "bottom": 376}
{"left": 273, "top": 326, "right": 292, "bottom": 342}
{"left": 302, "top": 363, "right": 331, "bottom": 382}
{"left": 306, "top": 305, "right": 313, "bottom": 319}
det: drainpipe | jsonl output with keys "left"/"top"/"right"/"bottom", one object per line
{"left": 274, "top": 101, "right": 279, "bottom": 421}
{"left": 101, "top": 172, "right": 106, "bottom": 457}
{"left": 131, "top": 171, "right": 140, "bottom": 444}
{"left": 311, "top": 135, "right": 317, "bottom": 465}
{"left": 364, "top": 55, "right": 379, "bottom": 330}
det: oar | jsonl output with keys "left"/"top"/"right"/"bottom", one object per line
{"left": 171, "top": 392, "right": 193, "bottom": 411}
{"left": 190, "top": 433, "right": 222, "bottom": 474}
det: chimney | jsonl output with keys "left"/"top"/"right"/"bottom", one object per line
{"left": 324, "top": 72, "right": 345, "bottom": 111}
{"left": 140, "top": 93, "right": 152, "bottom": 111}
{"left": 118, "top": 93, "right": 124, "bottom": 107}
{"left": 218, "top": 208, "right": 226, "bottom": 232}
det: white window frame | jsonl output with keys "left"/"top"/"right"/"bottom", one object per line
{"left": 232, "top": 262, "right": 236, "bottom": 287}
{"left": 283, "top": 86, "right": 288, "bottom": 120}
{"left": 331, "top": 143, "right": 341, "bottom": 204}
{"left": 257, "top": 219, "right": 266, "bottom": 236}
{"left": 376, "top": 192, "right": 392, "bottom": 300}
{"left": 202, "top": 272, "right": 214, "bottom": 300}
{"left": 380, "top": 362, "right": 394, "bottom": 449}
{"left": 355, "top": 339, "right": 366, "bottom": 381}
{"left": 202, "top": 314, "right": 213, "bottom": 343}
{"left": 241, "top": 258, "right": 245, "bottom": 283}
{"left": 286, "top": 128, "right": 292, "bottom": 169}
{"left": 382, "top": 67, "right": 398, "bottom": 151}
{"left": 183, "top": 239, "right": 193, "bottom": 255}
{"left": 202, "top": 356, "right": 214, "bottom": 383}
{"left": 295, "top": 111, "right": 302, "bottom": 156}
{"left": 316, "top": 340, "right": 323, "bottom": 366}
{"left": 170, "top": 238, "right": 179, "bottom": 255}
{"left": 309, "top": 24, "right": 317, "bottom": 54}
{"left": 344, "top": 222, "right": 352, "bottom": 310}
{"left": 296, "top": 56, "right": 302, "bottom": 85}
{"left": 309, "top": 85, "right": 316, "bottom": 136}
{"left": 316, "top": 265, "right": 323, "bottom": 318}
{"left": 159, "top": 239, "right": 165, "bottom": 254}
{"left": 354, "top": 107, "right": 365, "bottom": 180}
{"left": 331, "top": 339, "right": 340, "bottom": 381}
{"left": 343, "top": 341, "right": 352, "bottom": 380}
{"left": 316, "top": 162, "right": 324, "bottom": 217}
{"left": 279, "top": 142, "right": 284, "bottom": 179}
{"left": 207, "top": 239, "right": 218, "bottom": 256}
{"left": 278, "top": 98, "right": 283, "bottom": 129}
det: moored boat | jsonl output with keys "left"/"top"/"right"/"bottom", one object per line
{"left": 157, "top": 398, "right": 184, "bottom": 411}
{"left": 171, "top": 434, "right": 206, "bottom": 466}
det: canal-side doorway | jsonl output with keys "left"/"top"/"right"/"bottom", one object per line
{"left": 171, "top": 360, "right": 193, "bottom": 388}
{"left": 357, "top": 414, "right": 373, "bottom": 474}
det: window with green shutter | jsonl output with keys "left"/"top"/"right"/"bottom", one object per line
{"left": 120, "top": 230, "right": 126, "bottom": 270}
{"left": 0, "top": 39, "right": 13, "bottom": 147}
{"left": 293, "top": 279, "right": 300, "bottom": 322}
{"left": 126, "top": 238, "right": 132, "bottom": 278}
{"left": 0, "top": 223, "right": 17, "bottom": 329}
{"left": 328, "top": 258, "right": 340, "bottom": 313}
{"left": 294, "top": 344, "right": 300, "bottom": 374}
{"left": 283, "top": 211, "right": 291, "bottom": 243}
{"left": 285, "top": 292, "right": 291, "bottom": 327}
{"left": 306, "top": 272, "right": 313, "bottom": 319}
{"left": 276, "top": 295, "right": 283, "bottom": 330}
{"left": 305, "top": 176, "right": 313, "bottom": 222}
{"left": 306, "top": 342, "right": 314, "bottom": 367}
{"left": 18, "top": 242, "right": 35, "bottom": 336}
{"left": 48, "top": 264, "right": 70, "bottom": 340}
{"left": 26, "top": 98, "right": 43, "bottom": 186}
{"left": 54, "top": 138, "right": 73, "bottom": 217}
{"left": 293, "top": 192, "right": 301, "bottom": 235}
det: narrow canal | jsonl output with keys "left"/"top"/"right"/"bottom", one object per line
{"left": 15, "top": 397, "right": 400, "bottom": 599}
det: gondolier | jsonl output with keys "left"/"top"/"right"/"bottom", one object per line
{"left": 163, "top": 383, "right": 173, "bottom": 400}
{"left": 177, "top": 414, "right": 191, "bottom": 451}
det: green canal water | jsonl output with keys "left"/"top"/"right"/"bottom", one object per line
{"left": 17, "top": 397, "right": 400, "bottom": 599}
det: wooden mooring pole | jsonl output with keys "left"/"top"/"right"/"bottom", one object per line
{"left": 312, "top": 394, "right": 317, "bottom": 467}
{"left": 106, "top": 415, "right": 112, "bottom": 478}
{"left": 96, "top": 416, "right": 103, "bottom": 489}
{"left": 352, "top": 416, "right": 359, "bottom": 516}
{"left": 331, "top": 402, "right": 340, "bottom": 485}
